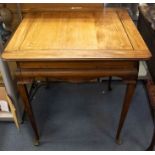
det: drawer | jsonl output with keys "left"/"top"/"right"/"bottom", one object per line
{"left": 17, "top": 61, "right": 138, "bottom": 70}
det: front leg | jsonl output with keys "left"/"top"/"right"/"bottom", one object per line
{"left": 115, "top": 81, "right": 137, "bottom": 144}
{"left": 18, "top": 84, "right": 40, "bottom": 145}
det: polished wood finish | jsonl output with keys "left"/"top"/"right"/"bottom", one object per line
{"left": 116, "top": 81, "right": 137, "bottom": 144}
{"left": 1, "top": 3, "right": 103, "bottom": 13}
{"left": 2, "top": 9, "right": 150, "bottom": 61}
{"left": 18, "top": 61, "right": 137, "bottom": 69}
{"left": 2, "top": 7, "right": 151, "bottom": 144}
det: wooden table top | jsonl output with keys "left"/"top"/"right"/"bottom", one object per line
{"left": 2, "top": 8, "right": 151, "bottom": 61}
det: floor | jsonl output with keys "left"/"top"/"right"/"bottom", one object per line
{"left": 0, "top": 81, "right": 154, "bottom": 151}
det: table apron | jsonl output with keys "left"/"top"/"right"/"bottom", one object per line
{"left": 17, "top": 61, "right": 138, "bottom": 70}
{"left": 16, "top": 61, "right": 139, "bottom": 83}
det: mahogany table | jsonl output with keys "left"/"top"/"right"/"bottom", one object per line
{"left": 2, "top": 8, "right": 151, "bottom": 145}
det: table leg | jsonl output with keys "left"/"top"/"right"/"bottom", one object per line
{"left": 146, "top": 128, "right": 155, "bottom": 151}
{"left": 115, "top": 81, "right": 137, "bottom": 144}
{"left": 18, "top": 84, "right": 40, "bottom": 145}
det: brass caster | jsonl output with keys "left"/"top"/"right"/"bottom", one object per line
{"left": 115, "top": 138, "right": 122, "bottom": 145}
{"left": 34, "top": 139, "right": 40, "bottom": 146}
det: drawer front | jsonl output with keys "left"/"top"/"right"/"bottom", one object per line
{"left": 17, "top": 61, "right": 138, "bottom": 70}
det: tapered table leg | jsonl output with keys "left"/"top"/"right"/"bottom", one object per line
{"left": 18, "top": 84, "right": 40, "bottom": 145}
{"left": 115, "top": 81, "right": 137, "bottom": 144}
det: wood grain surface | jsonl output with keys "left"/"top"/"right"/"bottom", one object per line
{"left": 1, "top": 3, "right": 103, "bottom": 13}
{"left": 2, "top": 8, "right": 151, "bottom": 60}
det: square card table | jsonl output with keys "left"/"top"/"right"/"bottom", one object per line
{"left": 2, "top": 8, "right": 151, "bottom": 145}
